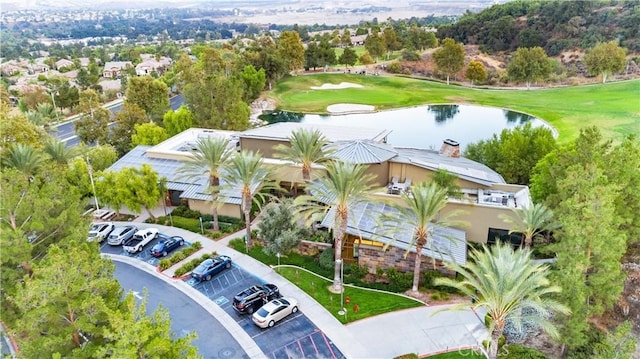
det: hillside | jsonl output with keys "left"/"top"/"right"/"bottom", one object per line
{"left": 436, "top": 0, "right": 640, "bottom": 55}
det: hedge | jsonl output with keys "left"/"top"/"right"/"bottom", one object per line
{"left": 157, "top": 241, "right": 203, "bottom": 271}
{"left": 173, "top": 251, "right": 218, "bottom": 277}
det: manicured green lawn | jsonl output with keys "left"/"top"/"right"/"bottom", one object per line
{"left": 269, "top": 74, "right": 640, "bottom": 143}
{"left": 276, "top": 266, "right": 423, "bottom": 324}
{"left": 424, "top": 349, "right": 486, "bottom": 358}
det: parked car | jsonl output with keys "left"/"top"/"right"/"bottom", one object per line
{"left": 123, "top": 228, "right": 159, "bottom": 253}
{"left": 150, "top": 234, "right": 185, "bottom": 257}
{"left": 87, "top": 222, "right": 114, "bottom": 243}
{"left": 232, "top": 284, "right": 280, "bottom": 314}
{"left": 107, "top": 225, "right": 137, "bottom": 246}
{"left": 251, "top": 297, "right": 299, "bottom": 329}
{"left": 191, "top": 255, "right": 232, "bottom": 281}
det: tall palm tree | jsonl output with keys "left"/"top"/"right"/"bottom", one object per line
{"left": 295, "top": 160, "right": 378, "bottom": 293}
{"left": 43, "top": 138, "right": 77, "bottom": 165}
{"left": 221, "top": 150, "right": 272, "bottom": 248}
{"left": 500, "top": 203, "right": 559, "bottom": 248}
{"left": 178, "top": 137, "right": 233, "bottom": 231}
{"left": 2, "top": 143, "right": 45, "bottom": 177}
{"left": 378, "top": 181, "right": 465, "bottom": 292}
{"left": 273, "top": 128, "right": 333, "bottom": 183}
{"left": 434, "top": 242, "right": 569, "bottom": 359}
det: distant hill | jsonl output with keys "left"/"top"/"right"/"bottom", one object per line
{"left": 436, "top": 0, "right": 640, "bottom": 56}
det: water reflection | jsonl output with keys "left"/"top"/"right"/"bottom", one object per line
{"left": 260, "top": 105, "right": 550, "bottom": 150}
{"left": 503, "top": 110, "right": 534, "bottom": 124}
{"left": 428, "top": 105, "right": 459, "bottom": 124}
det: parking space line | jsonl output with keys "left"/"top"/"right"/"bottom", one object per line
{"left": 321, "top": 331, "right": 337, "bottom": 359}
{"left": 297, "top": 339, "right": 304, "bottom": 357}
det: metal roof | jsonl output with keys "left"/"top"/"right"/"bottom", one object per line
{"left": 239, "top": 122, "right": 391, "bottom": 143}
{"left": 326, "top": 140, "right": 398, "bottom": 164}
{"left": 391, "top": 147, "right": 505, "bottom": 186}
{"left": 107, "top": 145, "right": 243, "bottom": 205}
{"left": 320, "top": 201, "right": 467, "bottom": 265}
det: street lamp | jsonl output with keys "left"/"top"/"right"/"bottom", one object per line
{"left": 337, "top": 259, "right": 346, "bottom": 317}
{"left": 86, "top": 156, "right": 99, "bottom": 211}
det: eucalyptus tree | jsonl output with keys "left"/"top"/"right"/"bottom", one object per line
{"left": 273, "top": 128, "right": 333, "bottom": 183}
{"left": 378, "top": 181, "right": 465, "bottom": 292}
{"left": 294, "top": 161, "right": 378, "bottom": 292}
{"left": 179, "top": 137, "right": 234, "bottom": 231}
{"left": 434, "top": 242, "right": 569, "bottom": 359}
{"left": 500, "top": 203, "right": 559, "bottom": 248}
{"left": 221, "top": 150, "right": 273, "bottom": 248}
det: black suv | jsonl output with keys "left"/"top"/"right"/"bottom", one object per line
{"left": 232, "top": 284, "right": 280, "bottom": 314}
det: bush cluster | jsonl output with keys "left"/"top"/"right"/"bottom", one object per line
{"left": 157, "top": 241, "right": 203, "bottom": 271}
{"left": 173, "top": 251, "right": 217, "bottom": 277}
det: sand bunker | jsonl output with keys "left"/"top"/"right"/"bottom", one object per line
{"left": 310, "top": 82, "right": 363, "bottom": 90}
{"left": 327, "top": 103, "right": 375, "bottom": 114}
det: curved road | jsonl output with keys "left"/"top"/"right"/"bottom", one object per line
{"left": 113, "top": 260, "right": 247, "bottom": 359}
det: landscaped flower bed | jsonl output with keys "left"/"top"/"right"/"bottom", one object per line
{"left": 158, "top": 241, "right": 203, "bottom": 270}
{"left": 173, "top": 252, "right": 218, "bottom": 278}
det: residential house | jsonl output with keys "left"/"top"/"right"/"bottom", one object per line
{"left": 135, "top": 55, "right": 172, "bottom": 76}
{"left": 102, "top": 61, "right": 133, "bottom": 78}
{"left": 0, "top": 60, "right": 26, "bottom": 76}
{"left": 30, "top": 57, "right": 50, "bottom": 74}
{"left": 55, "top": 58, "right": 75, "bottom": 71}
{"left": 108, "top": 123, "right": 532, "bottom": 272}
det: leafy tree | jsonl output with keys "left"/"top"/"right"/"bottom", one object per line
{"left": 464, "top": 123, "right": 557, "bottom": 185}
{"left": 295, "top": 161, "right": 378, "bottom": 292}
{"left": 51, "top": 78, "right": 79, "bottom": 110}
{"left": 383, "top": 27, "right": 402, "bottom": 58}
{"left": 0, "top": 109, "right": 47, "bottom": 149}
{"left": 178, "top": 137, "right": 234, "bottom": 231}
{"left": 243, "top": 36, "right": 287, "bottom": 89}
{"left": 340, "top": 29, "right": 353, "bottom": 47}
{"left": 364, "top": 32, "right": 387, "bottom": 62}
{"left": 507, "top": 47, "right": 552, "bottom": 88}
{"left": 432, "top": 38, "right": 465, "bottom": 85}
{"left": 163, "top": 105, "right": 194, "bottom": 137}
{"left": 96, "top": 170, "right": 128, "bottom": 217}
{"left": 13, "top": 244, "right": 122, "bottom": 357}
{"left": 19, "top": 87, "right": 50, "bottom": 111}
{"left": 435, "top": 242, "right": 569, "bottom": 359}
{"left": 592, "top": 321, "right": 637, "bottom": 359}
{"left": 499, "top": 203, "right": 559, "bottom": 248}
{"left": 239, "top": 64, "right": 266, "bottom": 103}
{"left": 109, "top": 102, "right": 147, "bottom": 156}
{"left": 584, "top": 40, "right": 627, "bottom": 83}
{"left": 465, "top": 60, "right": 487, "bottom": 84}
{"left": 317, "top": 38, "right": 337, "bottom": 69}
{"left": 407, "top": 25, "right": 438, "bottom": 51}
{"left": 551, "top": 164, "right": 625, "bottom": 351}
{"left": 338, "top": 47, "right": 358, "bottom": 68}
{"left": 120, "top": 164, "right": 165, "bottom": 222}
{"left": 132, "top": 122, "right": 169, "bottom": 146}
{"left": 304, "top": 42, "right": 321, "bottom": 70}
{"left": 273, "top": 128, "right": 333, "bottom": 183}
{"left": 276, "top": 31, "right": 305, "bottom": 73}
{"left": 222, "top": 150, "right": 273, "bottom": 249}
{"left": 359, "top": 52, "right": 375, "bottom": 66}
{"left": 257, "top": 199, "right": 307, "bottom": 256}
{"left": 432, "top": 169, "right": 462, "bottom": 198}
{"left": 379, "top": 182, "right": 465, "bottom": 292}
{"left": 98, "top": 293, "right": 200, "bottom": 358}
{"left": 74, "top": 89, "right": 110, "bottom": 146}
{"left": 84, "top": 144, "right": 118, "bottom": 171}
{"left": 125, "top": 76, "right": 170, "bottom": 122}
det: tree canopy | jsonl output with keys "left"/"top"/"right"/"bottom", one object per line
{"left": 432, "top": 38, "right": 465, "bottom": 85}
{"left": 584, "top": 40, "right": 628, "bottom": 83}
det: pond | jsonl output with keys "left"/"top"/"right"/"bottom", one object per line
{"left": 261, "top": 105, "right": 552, "bottom": 151}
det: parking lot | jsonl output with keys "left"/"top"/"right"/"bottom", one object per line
{"left": 186, "top": 265, "right": 344, "bottom": 358}
{"left": 100, "top": 224, "right": 345, "bottom": 358}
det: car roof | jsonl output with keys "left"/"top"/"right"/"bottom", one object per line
{"left": 111, "top": 226, "right": 134, "bottom": 234}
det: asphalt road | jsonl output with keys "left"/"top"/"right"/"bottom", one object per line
{"left": 113, "top": 261, "right": 248, "bottom": 359}
{"left": 54, "top": 94, "right": 184, "bottom": 147}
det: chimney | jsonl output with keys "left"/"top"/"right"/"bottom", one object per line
{"left": 439, "top": 139, "right": 460, "bottom": 158}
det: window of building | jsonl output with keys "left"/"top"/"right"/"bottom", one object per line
{"left": 487, "top": 228, "right": 523, "bottom": 247}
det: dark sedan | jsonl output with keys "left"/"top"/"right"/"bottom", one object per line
{"left": 191, "top": 255, "right": 232, "bottom": 282}
{"left": 233, "top": 284, "right": 281, "bottom": 315}
{"left": 150, "top": 235, "right": 185, "bottom": 257}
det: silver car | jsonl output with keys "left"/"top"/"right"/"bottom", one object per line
{"left": 87, "top": 222, "right": 114, "bottom": 243}
{"left": 252, "top": 297, "right": 299, "bottom": 329}
{"left": 107, "top": 225, "right": 137, "bottom": 245}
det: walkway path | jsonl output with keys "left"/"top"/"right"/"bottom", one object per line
{"left": 104, "top": 206, "right": 489, "bottom": 358}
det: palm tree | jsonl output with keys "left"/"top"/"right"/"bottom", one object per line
{"left": 43, "top": 138, "right": 76, "bottom": 165}
{"left": 295, "top": 160, "right": 378, "bottom": 292}
{"left": 178, "top": 137, "right": 234, "bottom": 231}
{"left": 2, "top": 143, "right": 45, "bottom": 177}
{"left": 500, "top": 203, "right": 559, "bottom": 248}
{"left": 378, "top": 181, "right": 465, "bottom": 293}
{"left": 273, "top": 128, "right": 333, "bottom": 183}
{"left": 221, "top": 150, "right": 272, "bottom": 249}
{"left": 434, "top": 242, "right": 569, "bottom": 359}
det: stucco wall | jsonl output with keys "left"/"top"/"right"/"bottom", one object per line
{"left": 187, "top": 199, "right": 243, "bottom": 219}
{"left": 239, "top": 138, "right": 288, "bottom": 158}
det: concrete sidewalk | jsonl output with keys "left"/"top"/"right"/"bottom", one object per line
{"left": 108, "top": 215, "right": 489, "bottom": 358}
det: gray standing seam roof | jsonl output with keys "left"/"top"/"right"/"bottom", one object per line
{"left": 326, "top": 140, "right": 398, "bottom": 164}
{"left": 107, "top": 145, "right": 243, "bottom": 204}
{"left": 320, "top": 201, "right": 467, "bottom": 266}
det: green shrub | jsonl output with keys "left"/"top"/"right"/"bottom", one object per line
{"left": 158, "top": 259, "right": 172, "bottom": 270}
{"left": 171, "top": 205, "right": 201, "bottom": 219}
{"left": 318, "top": 249, "right": 334, "bottom": 270}
{"left": 170, "top": 216, "right": 202, "bottom": 233}
{"left": 156, "top": 241, "right": 203, "bottom": 272}
{"left": 208, "top": 232, "right": 223, "bottom": 239}
{"left": 385, "top": 267, "right": 413, "bottom": 292}
{"left": 499, "top": 344, "right": 545, "bottom": 358}
{"left": 347, "top": 263, "right": 369, "bottom": 280}
{"left": 173, "top": 251, "right": 217, "bottom": 277}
